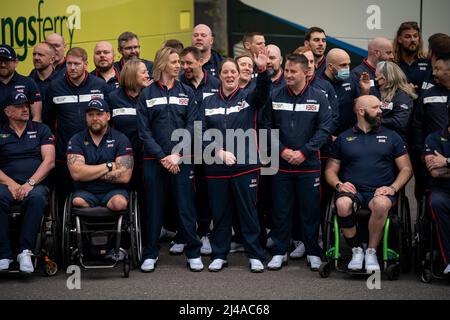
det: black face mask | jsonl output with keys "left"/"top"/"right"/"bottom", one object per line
{"left": 364, "top": 111, "right": 381, "bottom": 128}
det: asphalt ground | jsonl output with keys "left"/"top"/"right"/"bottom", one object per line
{"left": 0, "top": 180, "right": 449, "bottom": 302}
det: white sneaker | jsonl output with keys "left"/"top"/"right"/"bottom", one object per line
{"left": 208, "top": 259, "right": 228, "bottom": 272}
{"left": 17, "top": 249, "right": 34, "bottom": 273}
{"left": 365, "top": 248, "right": 380, "bottom": 273}
{"left": 229, "top": 242, "right": 245, "bottom": 253}
{"left": 0, "top": 259, "right": 12, "bottom": 271}
{"left": 268, "top": 254, "right": 288, "bottom": 271}
{"left": 347, "top": 247, "right": 364, "bottom": 271}
{"left": 289, "top": 240, "right": 306, "bottom": 259}
{"left": 443, "top": 264, "right": 450, "bottom": 275}
{"left": 307, "top": 255, "right": 322, "bottom": 271}
{"left": 249, "top": 258, "right": 264, "bottom": 273}
{"left": 200, "top": 236, "right": 212, "bottom": 255}
{"left": 141, "top": 257, "right": 158, "bottom": 272}
{"left": 187, "top": 257, "right": 204, "bottom": 272}
{"left": 169, "top": 242, "right": 186, "bottom": 255}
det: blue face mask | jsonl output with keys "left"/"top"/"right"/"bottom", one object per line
{"left": 334, "top": 67, "right": 350, "bottom": 81}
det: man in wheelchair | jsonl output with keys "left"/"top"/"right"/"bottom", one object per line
{"left": 66, "top": 98, "right": 133, "bottom": 260}
{"left": 0, "top": 92, "right": 55, "bottom": 273}
{"left": 325, "top": 95, "right": 412, "bottom": 273}
{"left": 423, "top": 108, "right": 450, "bottom": 275}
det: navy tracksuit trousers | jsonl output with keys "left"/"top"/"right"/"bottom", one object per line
{"left": 270, "top": 171, "right": 322, "bottom": 257}
{"left": 142, "top": 160, "right": 201, "bottom": 260}
{"left": 429, "top": 190, "right": 450, "bottom": 265}
{"left": 207, "top": 171, "right": 265, "bottom": 262}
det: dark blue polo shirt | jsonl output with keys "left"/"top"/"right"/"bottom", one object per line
{"left": 203, "top": 49, "right": 223, "bottom": 79}
{"left": 29, "top": 69, "right": 59, "bottom": 127}
{"left": 107, "top": 87, "right": 142, "bottom": 165}
{"left": 351, "top": 59, "right": 379, "bottom": 96}
{"left": 90, "top": 67, "right": 120, "bottom": 91}
{"left": 319, "top": 71, "right": 359, "bottom": 135}
{"left": 67, "top": 127, "right": 133, "bottom": 194}
{"left": 114, "top": 58, "right": 153, "bottom": 79}
{"left": 331, "top": 126, "right": 407, "bottom": 192}
{"left": 399, "top": 58, "right": 431, "bottom": 93}
{"left": 423, "top": 129, "right": 450, "bottom": 192}
{"left": 0, "top": 72, "right": 41, "bottom": 125}
{"left": 0, "top": 121, "right": 54, "bottom": 184}
{"left": 180, "top": 69, "right": 220, "bottom": 107}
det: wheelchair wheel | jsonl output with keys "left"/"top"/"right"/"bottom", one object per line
{"left": 129, "top": 192, "right": 142, "bottom": 269}
{"left": 322, "top": 194, "right": 336, "bottom": 252}
{"left": 386, "top": 264, "right": 400, "bottom": 281}
{"left": 399, "top": 196, "right": 412, "bottom": 273}
{"left": 421, "top": 269, "right": 433, "bottom": 283}
{"left": 319, "top": 261, "right": 331, "bottom": 278}
{"left": 123, "top": 262, "right": 130, "bottom": 278}
{"left": 61, "top": 195, "right": 73, "bottom": 269}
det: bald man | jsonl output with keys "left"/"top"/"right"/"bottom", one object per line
{"left": 325, "top": 95, "right": 412, "bottom": 273}
{"left": 191, "top": 24, "right": 223, "bottom": 78}
{"left": 351, "top": 37, "right": 394, "bottom": 96}
{"left": 266, "top": 44, "right": 285, "bottom": 90}
{"left": 321, "top": 48, "right": 359, "bottom": 134}
{"left": 46, "top": 33, "right": 66, "bottom": 76}
{"left": 91, "top": 41, "right": 120, "bottom": 90}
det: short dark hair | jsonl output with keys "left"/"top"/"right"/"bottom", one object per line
{"left": 180, "top": 46, "right": 202, "bottom": 61}
{"left": 164, "top": 39, "right": 184, "bottom": 53}
{"left": 118, "top": 32, "right": 138, "bottom": 48}
{"left": 305, "top": 27, "right": 326, "bottom": 41}
{"left": 429, "top": 33, "right": 450, "bottom": 58}
{"left": 285, "top": 53, "right": 309, "bottom": 71}
{"left": 243, "top": 32, "right": 264, "bottom": 44}
{"left": 218, "top": 57, "right": 239, "bottom": 75}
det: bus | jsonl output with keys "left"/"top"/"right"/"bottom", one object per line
{"left": 1, "top": 0, "right": 194, "bottom": 74}
{"left": 229, "top": 0, "right": 450, "bottom": 65}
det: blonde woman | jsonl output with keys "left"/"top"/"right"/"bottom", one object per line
{"left": 137, "top": 47, "right": 202, "bottom": 272}
{"left": 375, "top": 61, "right": 417, "bottom": 142}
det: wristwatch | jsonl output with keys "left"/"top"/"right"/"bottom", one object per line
{"left": 447, "top": 158, "right": 450, "bottom": 168}
{"left": 27, "top": 178, "right": 36, "bottom": 187}
{"left": 335, "top": 182, "right": 343, "bottom": 191}
{"left": 106, "top": 162, "right": 113, "bottom": 172}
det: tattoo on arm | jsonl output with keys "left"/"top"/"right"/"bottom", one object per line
{"left": 101, "top": 170, "right": 123, "bottom": 183}
{"left": 100, "top": 155, "right": 133, "bottom": 183}
{"left": 67, "top": 154, "right": 85, "bottom": 166}
{"left": 116, "top": 155, "right": 134, "bottom": 170}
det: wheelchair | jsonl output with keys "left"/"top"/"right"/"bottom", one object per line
{"left": 319, "top": 189, "right": 412, "bottom": 280}
{"left": 2, "top": 189, "right": 59, "bottom": 276}
{"left": 61, "top": 191, "right": 142, "bottom": 278}
{"left": 414, "top": 192, "right": 449, "bottom": 283}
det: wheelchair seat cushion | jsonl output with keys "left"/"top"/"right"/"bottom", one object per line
{"left": 72, "top": 207, "right": 127, "bottom": 218}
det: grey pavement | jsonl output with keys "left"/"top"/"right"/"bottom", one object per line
{"left": 1, "top": 180, "right": 449, "bottom": 300}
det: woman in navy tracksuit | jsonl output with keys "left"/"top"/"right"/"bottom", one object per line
{"left": 108, "top": 58, "right": 151, "bottom": 190}
{"left": 137, "top": 47, "right": 202, "bottom": 273}
{"left": 200, "top": 51, "right": 270, "bottom": 272}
